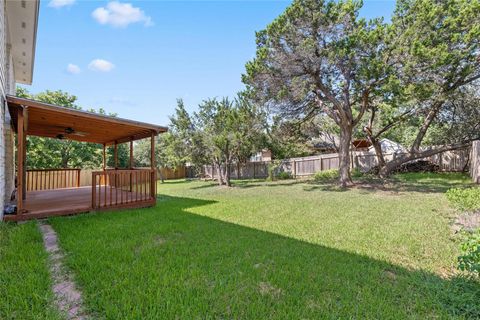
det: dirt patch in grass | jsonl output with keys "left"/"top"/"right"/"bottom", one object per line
{"left": 39, "top": 222, "right": 88, "bottom": 319}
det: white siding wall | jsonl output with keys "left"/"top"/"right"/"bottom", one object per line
{"left": 0, "top": 0, "right": 15, "bottom": 219}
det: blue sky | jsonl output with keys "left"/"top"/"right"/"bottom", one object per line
{"left": 24, "top": 0, "right": 395, "bottom": 125}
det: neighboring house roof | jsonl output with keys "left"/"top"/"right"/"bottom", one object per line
{"left": 6, "top": 0, "right": 40, "bottom": 84}
{"left": 352, "top": 139, "right": 371, "bottom": 149}
{"left": 368, "top": 138, "right": 406, "bottom": 154}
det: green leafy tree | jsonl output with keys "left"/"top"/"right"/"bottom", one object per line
{"left": 195, "top": 96, "right": 265, "bottom": 186}
{"left": 368, "top": 0, "right": 480, "bottom": 176}
{"left": 134, "top": 133, "right": 176, "bottom": 182}
{"left": 243, "top": 0, "right": 389, "bottom": 187}
{"left": 106, "top": 143, "right": 129, "bottom": 168}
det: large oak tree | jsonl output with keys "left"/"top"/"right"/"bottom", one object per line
{"left": 367, "top": 0, "right": 480, "bottom": 176}
{"left": 243, "top": 0, "right": 390, "bottom": 186}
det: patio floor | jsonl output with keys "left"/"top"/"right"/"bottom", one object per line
{"left": 4, "top": 186, "right": 155, "bottom": 221}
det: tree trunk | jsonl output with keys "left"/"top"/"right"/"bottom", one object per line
{"left": 215, "top": 161, "right": 224, "bottom": 186}
{"left": 378, "top": 141, "right": 472, "bottom": 177}
{"left": 368, "top": 136, "right": 386, "bottom": 169}
{"left": 224, "top": 162, "right": 231, "bottom": 187}
{"left": 378, "top": 156, "right": 405, "bottom": 177}
{"left": 338, "top": 125, "right": 353, "bottom": 187}
{"left": 158, "top": 167, "right": 165, "bottom": 183}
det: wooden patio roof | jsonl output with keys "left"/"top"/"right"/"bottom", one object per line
{"left": 7, "top": 95, "right": 167, "bottom": 145}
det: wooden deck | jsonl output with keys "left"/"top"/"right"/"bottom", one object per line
{"left": 4, "top": 186, "right": 155, "bottom": 222}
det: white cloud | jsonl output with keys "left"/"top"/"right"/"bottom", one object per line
{"left": 88, "top": 59, "right": 115, "bottom": 72}
{"left": 48, "top": 0, "right": 75, "bottom": 8}
{"left": 91, "top": 1, "right": 153, "bottom": 28}
{"left": 66, "top": 63, "right": 81, "bottom": 74}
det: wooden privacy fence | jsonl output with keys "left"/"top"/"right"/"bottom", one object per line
{"left": 91, "top": 169, "right": 156, "bottom": 209}
{"left": 26, "top": 168, "right": 81, "bottom": 191}
{"left": 198, "top": 149, "right": 470, "bottom": 180}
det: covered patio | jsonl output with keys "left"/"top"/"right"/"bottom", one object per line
{"left": 5, "top": 95, "right": 167, "bottom": 221}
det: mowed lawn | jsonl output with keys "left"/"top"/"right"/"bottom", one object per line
{"left": 0, "top": 222, "right": 60, "bottom": 319}
{"left": 1, "top": 173, "right": 479, "bottom": 318}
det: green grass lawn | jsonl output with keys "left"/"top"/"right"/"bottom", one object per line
{"left": 42, "top": 173, "right": 479, "bottom": 319}
{"left": 0, "top": 222, "right": 60, "bottom": 319}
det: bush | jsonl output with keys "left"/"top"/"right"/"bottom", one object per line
{"left": 458, "top": 230, "right": 480, "bottom": 275}
{"left": 314, "top": 169, "right": 339, "bottom": 182}
{"left": 276, "top": 171, "right": 292, "bottom": 180}
{"left": 351, "top": 167, "right": 364, "bottom": 178}
{"left": 267, "top": 161, "right": 291, "bottom": 181}
{"left": 446, "top": 188, "right": 480, "bottom": 211}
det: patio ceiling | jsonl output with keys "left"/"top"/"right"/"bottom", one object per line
{"left": 7, "top": 95, "right": 167, "bottom": 145}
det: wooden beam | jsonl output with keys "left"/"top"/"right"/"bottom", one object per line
{"left": 17, "top": 107, "right": 24, "bottom": 213}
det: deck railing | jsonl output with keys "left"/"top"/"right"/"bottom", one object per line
{"left": 26, "top": 168, "right": 81, "bottom": 191}
{"left": 91, "top": 169, "right": 156, "bottom": 210}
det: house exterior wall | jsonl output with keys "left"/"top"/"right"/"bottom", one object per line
{"left": 0, "top": 0, "right": 16, "bottom": 219}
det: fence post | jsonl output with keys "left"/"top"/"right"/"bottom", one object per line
{"left": 293, "top": 160, "right": 296, "bottom": 178}
{"left": 253, "top": 162, "right": 256, "bottom": 179}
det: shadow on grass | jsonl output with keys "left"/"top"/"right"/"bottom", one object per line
{"left": 190, "top": 179, "right": 302, "bottom": 190}
{"left": 233, "top": 179, "right": 303, "bottom": 189}
{"left": 159, "top": 179, "right": 196, "bottom": 185}
{"left": 49, "top": 194, "right": 480, "bottom": 319}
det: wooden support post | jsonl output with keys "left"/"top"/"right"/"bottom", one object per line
{"left": 150, "top": 132, "right": 156, "bottom": 199}
{"left": 293, "top": 160, "right": 296, "bottom": 178}
{"left": 129, "top": 140, "right": 133, "bottom": 192}
{"left": 22, "top": 130, "right": 27, "bottom": 199}
{"left": 17, "top": 107, "right": 25, "bottom": 213}
{"left": 102, "top": 144, "right": 106, "bottom": 171}
{"left": 113, "top": 142, "right": 118, "bottom": 188}
{"left": 114, "top": 141, "right": 118, "bottom": 169}
{"left": 130, "top": 140, "right": 134, "bottom": 169}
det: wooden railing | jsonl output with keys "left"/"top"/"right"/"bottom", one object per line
{"left": 26, "top": 168, "right": 81, "bottom": 191}
{"left": 91, "top": 169, "right": 156, "bottom": 210}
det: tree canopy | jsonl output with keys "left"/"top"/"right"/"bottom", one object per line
{"left": 243, "top": 0, "right": 390, "bottom": 186}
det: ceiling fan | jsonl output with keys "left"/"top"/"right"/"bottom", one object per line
{"left": 55, "top": 127, "right": 89, "bottom": 140}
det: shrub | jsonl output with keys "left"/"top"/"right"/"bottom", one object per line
{"left": 276, "top": 171, "right": 291, "bottom": 180}
{"left": 458, "top": 230, "right": 480, "bottom": 275}
{"left": 267, "top": 160, "right": 291, "bottom": 180}
{"left": 351, "top": 167, "right": 363, "bottom": 178}
{"left": 314, "top": 169, "right": 339, "bottom": 182}
{"left": 446, "top": 188, "right": 480, "bottom": 211}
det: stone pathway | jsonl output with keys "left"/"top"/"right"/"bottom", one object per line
{"left": 38, "top": 221, "right": 88, "bottom": 320}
